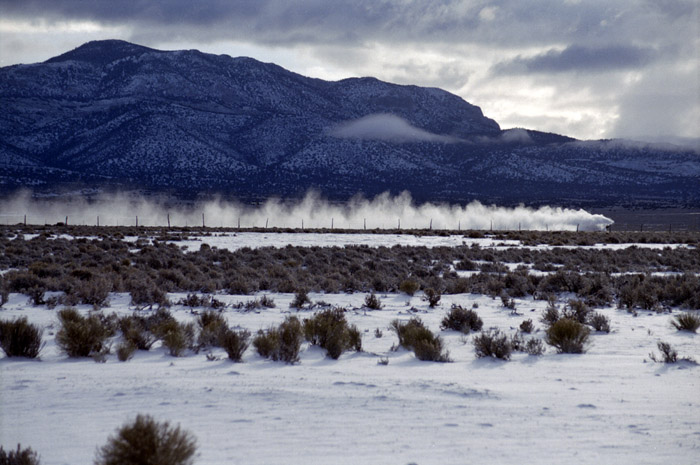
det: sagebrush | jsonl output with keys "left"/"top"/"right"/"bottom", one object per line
{"left": 94, "top": 414, "right": 196, "bottom": 465}
{"left": 0, "top": 317, "right": 42, "bottom": 358}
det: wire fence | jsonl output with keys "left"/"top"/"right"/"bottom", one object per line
{"left": 1, "top": 213, "right": 698, "bottom": 231}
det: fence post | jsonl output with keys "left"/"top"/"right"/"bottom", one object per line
{"left": 202, "top": 213, "right": 205, "bottom": 228}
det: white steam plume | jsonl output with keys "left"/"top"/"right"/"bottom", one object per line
{"left": 0, "top": 191, "right": 613, "bottom": 231}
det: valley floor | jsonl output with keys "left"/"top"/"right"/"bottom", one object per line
{"left": 1, "top": 291, "right": 698, "bottom": 465}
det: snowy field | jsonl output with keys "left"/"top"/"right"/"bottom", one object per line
{"left": 2, "top": 289, "right": 699, "bottom": 464}
{"left": 158, "top": 231, "right": 691, "bottom": 252}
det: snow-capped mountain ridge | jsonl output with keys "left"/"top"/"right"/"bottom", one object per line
{"left": 1, "top": 40, "right": 697, "bottom": 207}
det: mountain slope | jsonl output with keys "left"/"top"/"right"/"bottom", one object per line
{"left": 0, "top": 40, "right": 698, "bottom": 207}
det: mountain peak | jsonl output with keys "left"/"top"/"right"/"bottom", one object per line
{"left": 45, "top": 39, "right": 158, "bottom": 66}
{"left": 3, "top": 40, "right": 698, "bottom": 207}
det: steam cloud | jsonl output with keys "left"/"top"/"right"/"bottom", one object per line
{"left": 0, "top": 191, "right": 613, "bottom": 231}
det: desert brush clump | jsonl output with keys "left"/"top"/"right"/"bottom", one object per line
{"left": 128, "top": 279, "right": 170, "bottom": 309}
{"left": 178, "top": 293, "right": 225, "bottom": 310}
{"left": 423, "top": 288, "right": 441, "bottom": 308}
{"left": 545, "top": 318, "right": 591, "bottom": 354}
{"left": 56, "top": 308, "right": 110, "bottom": 358}
{"left": 524, "top": 337, "right": 546, "bottom": 355}
{"left": 116, "top": 341, "right": 137, "bottom": 362}
{"left": 363, "top": 292, "right": 382, "bottom": 310}
{"left": 390, "top": 317, "right": 450, "bottom": 362}
{"left": 588, "top": 312, "right": 611, "bottom": 333}
{"left": 671, "top": 312, "right": 700, "bottom": 333}
{"left": 0, "top": 317, "right": 42, "bottom": 358}
{"left": 509, "top": 331, "right": 545, "bottom": 356}
{"left": 196, "top": 310, "right": 227, "bottom": 348}
{"left": 0, "top": 444, "right": 41, "bottom": 465}
{"left": 519, "top": 318, "right": 535, "bottom": 333}
{"left": 473, "top": 328, "right": 512, "bottom": 360}
{"left": 290, "top": 289, "right": 311, "bottom": 309}
{"left": 73, "top": 277, "right": 112, "bottom": 309}
{"left": 649, "top": 341, "right": 678, "bottom": 363}
{"left": 303, "top": 308, "right": 362, "bottom": 359}
{"left": 562, "top": 299, "right": 591, "bottom": 324}
{"left": 94, "top": 414, "right": 197, "bottom": 465}
{"left": 440, "top": 305, "right": 483, "bottom": 334}
{"left": 218, "top": 328, "right": 251, "bottom": 362}
{"left": 118, "top": 315, "right": 155, "bottom": 351}
{"left": 253, "top": 316, "right": 304, "bottom": 363}
{"left": 398, "top": 279, "right": 419, "bottom": 296}
{"left": 541, "top": 301, "right": 561, "bottom": 327}
{"left": 155, "top": 320, "right": 195, "bottom": 357}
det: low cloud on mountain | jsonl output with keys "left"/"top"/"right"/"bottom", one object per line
{"left": 328, "top": 114, "right": 457, "bottom": 143}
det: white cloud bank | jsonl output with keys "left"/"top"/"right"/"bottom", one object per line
{"left": 0, "top": 191, "right": 613, "bottom": 231}
{"left": 328, "top": 114, "right": 458, "bottom": 143}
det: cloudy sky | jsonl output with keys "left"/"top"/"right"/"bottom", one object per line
{"left": 1, "top": 0, "right": 698, "bottom": 143}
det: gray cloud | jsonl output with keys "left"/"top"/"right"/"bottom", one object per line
{"left": 493, "top": 45, "right": 656, "bottom": 74}
{"left": 1, "top": 0, "right": 695, "bottom": 49}
{"left": 0, "top": 0, "right": 697, "bottom": 140}
{"left": 328, "top": 114, "right": 458, "bottom": 143}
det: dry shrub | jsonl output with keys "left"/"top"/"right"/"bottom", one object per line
{"left": 253, "top": 316, "right": 303, "bottom": 364}
{"left": 671, "top": 312, "right": 700, "bottom": 333}
{"left": 0, "top": 317, "right": 42, "bottom": 358}
{"left": 390, "top": 317, "right": 450, "bottom": 362}
{"left": 116, "top": 341, "right": 136, "bottom": 362}
{"left": 649, "top": 341, "right": 677, "bottom": 363}
{"left": 541, "top": 303, "right": 560, "bottom": 327}
{"left": 398, "top": 279, "right": 419, "bottom": 296}
{"left": 562, "top": 299, "right": 591, "bottom": 324}
{"left": 290, "top": 289, "right": 311, "bottom": 309}
{"left": 519, "top": 319, "right": 535, "bottom": 333}
{"left": 524, "top": 337, "right": 545, "bottom": 355}
{"left": 56, "top": 308, "right": 109, "bottom": 357}
{"left": 196, "top": 310, "right": 227, "bottom": 348}
{"left": 473, "top": 329, "right": 512, "bottom": 360}
{"left": 118, "top": 315, "right": 156, "bottom": 351}
{"left": 128, "top": 279, "right": 169, "bottom": 309}
{"left": 75, "top": 277, "right": 112, "bottom": 309}
{"left": 219, "top": 328, "right": 251, "bottom": 362}
{"left": 0, "top": 444, "right": 40, "bottom": 465}
{"left": 303, "top": 308, "right": 362, "bottom": 359}
{"left": 94, "top": 414, "right": 196, "bottom": 465}
{"left": 363, "top": 293, "right": 382, "bottom": 310}
{"left": 155, "top": 320, "right": 195, "bottom": 357}
{"left": 545, "top": 318, "right": 591, "bottom": 354}
{"left": 423, "top": 288, "right": 441, "bottom": 308}
{"left": 441, "top": 305, "right": 483, "bottom": 334}
{"left": 588, "top": 312, "right": 611, "bottom": 333}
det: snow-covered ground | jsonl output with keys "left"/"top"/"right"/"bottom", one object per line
{"left": 161, "top": 231, "right": 691, "bottom": 252}
{"left": 2, "top": 291, "right": 698, "bottom": 464}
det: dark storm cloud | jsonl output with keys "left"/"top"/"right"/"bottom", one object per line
{"left": 1, "top": 0, "right": 693, "bottom": 49}
{"left": 1, "top": 0, "right": 697, "bottom": 141}
{"left": 493, "top": 45, "right": 657, "bottom": 74}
